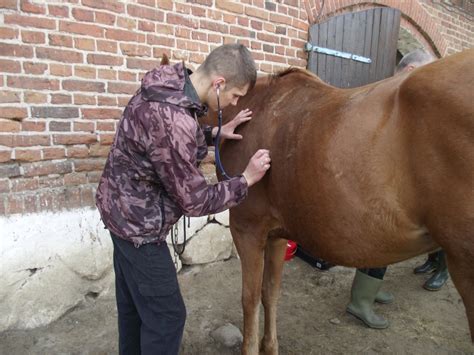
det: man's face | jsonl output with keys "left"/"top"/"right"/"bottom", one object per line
{"left": 208, "top": 81, "right": 250, "bottom": 111}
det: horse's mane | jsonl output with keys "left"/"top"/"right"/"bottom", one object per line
{"left": 269, "top": 67, "right": 322, "bottom": 85}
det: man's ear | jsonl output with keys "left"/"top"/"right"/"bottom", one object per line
{"left": 212, "top": 77, "right": 226, "bottom": 91}
{"left": 406, "top": 64, "right": 416, "bottom": 72}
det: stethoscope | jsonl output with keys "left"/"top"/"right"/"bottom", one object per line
{"left": 213, "top": 86, "right": 232, "bottom": 180}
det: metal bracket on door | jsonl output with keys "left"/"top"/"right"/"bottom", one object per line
{"left": 304, "top": 43, "right": 372, "bottom": 64}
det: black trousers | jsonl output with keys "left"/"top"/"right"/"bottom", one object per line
{"left": 358, "top": 267, "right": 388, "bottom": 280}
{"left": 111, "top": 234, "right": 186, "bottom": 355}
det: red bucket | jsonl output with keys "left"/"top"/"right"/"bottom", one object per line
{"left": 285, "top": 240, "right": 297, "bottom": 261}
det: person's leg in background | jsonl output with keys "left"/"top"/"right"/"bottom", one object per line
{"left": 423, "top": 250, "right": 449, "bottom": 291}
{"left": 346, "top": 267, "right": 392, "bottom": 329}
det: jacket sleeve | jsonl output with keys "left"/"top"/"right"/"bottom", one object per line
{"left": 146, "top": 108, "right": 248, "bottom": 217}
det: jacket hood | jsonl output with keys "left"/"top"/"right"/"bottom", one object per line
{"left": 141, "top": 62, "right": 206, "bottom": 115}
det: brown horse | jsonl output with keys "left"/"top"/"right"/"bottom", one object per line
{"left": 210, "top": 49, "right": 474, "bottom": 354}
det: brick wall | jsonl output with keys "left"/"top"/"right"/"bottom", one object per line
{"left": 0, "top": 0, "right": 472, "bottom": 216}
{"left": 0, "top": 0, "right": 308, "bottom": 216}
{"left": 421, "top": 0, "right": 473, "bottom": 55}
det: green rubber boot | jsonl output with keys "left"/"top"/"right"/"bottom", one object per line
{"left": 346, "top": 270, "right": 389, "bottom": 329}
{"left": 375, "top": 289, "right": 394, "bottom": 304}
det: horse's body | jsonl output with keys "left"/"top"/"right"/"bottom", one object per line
{"left": 214, "top": 49, "right": 474, "bottom": 354}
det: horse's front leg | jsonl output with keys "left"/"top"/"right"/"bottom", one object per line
{"left": 231, "top": 223, "right": 266, "bottom": 355}
{"left": 261, "top": 236, "right": 287, "bottom": 355}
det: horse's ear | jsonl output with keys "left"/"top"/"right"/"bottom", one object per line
{"left": 160, "top": 54, "right": 169, "bottom": 66}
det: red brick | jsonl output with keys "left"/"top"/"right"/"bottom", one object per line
{"left": 64, "top": 172, "right": 88, "bottom": 186}
{"left": 87, "top": 53, "right": 123, "bottom": 66}
{"left": 0, "top": 91, "right": 20, "bottom": 110}
{"left": 98, "top": 96, "right": 117, "bottom": 106}
{"left": 67, "top": 146, "right": 89, "bottom": 158}
{"left": 24, "top": 91, "right": 48, "bottom": 103}
{"left": 199, "top": 20, "right": 227, "bottom": 33}
{"left": 72, "top": 8, "right": 94, "bottom": 22}
{"left": 59, "top": 21, "right": 104, "bottom": 38}
{"left": 50, "top": 63, "right": 73, "bottom": 77}
{"left": 0, "top": 119, "right": 21, "bottom": 132}
{"left": 63, "top": 80, "right": 105, "bottom": 93}
{"left": 96, "top": 121, "right": 116, "bottom": 131}
{"left": 106, "top": 28, "right": 145, "bottom": 43}
{"left": 42, "top": 147, "right": 65, "bottom": 160}
{"left": 23, "top": 61, "right": 47, "bottom": 74}
{"left": 38, "top": 175, "right": 64, "bottom": 189}
{"left": 107, "top": 82, "right": 139, "bottom": 95}
{"left": 0, "top": 59, "right": 21, "bottom": 73}
{"left": 74, "top": 158, "right": 106, "bottom": 172}
{"left": 0, "top": 0, "right": 18, "bottom": 10}
{"left": 95, "top": 12, "right": 116, "bottom": 26}
{"left": 23, "top": 160, "right": 73, "bottom": 177}
{"left": 21, "top": 30, "right": 45, "bottom": 43}
{"left": 118, "top": 71, "right": 136, "bottom": 82}
{"left": 14, "top": 148, "right": 42, "bottom": 162}
{"left": 36, "top": 47, "right": 83, "bottom": 63}
{"left": 89, "top": 143, "right": 111, "bottom": 157}
{"left": 6, "top": 195, "right": 23, "bottom": 215}
{"left": 74, "top": 38, "right": 95, "bottom": 51}
{"left": 0, "top": 150, "right": 12, "bottom": 163}
{"left": 49, "top": 121, "right": 71, "bottom": 132}
{"left": 128, "top": 4, "right": 164, "bottom": 21}
{"left": 87, "top": 171, "right": 102, "bottom": 183}
{"left": 245, "top": 6, "right": 268, "bottom": 20}
{"left": 0, "top": 179, "right": 10, "bottom": 193}
{"left": 75, "top": 66, "right": 96, "bottom": 79}
{"left": 0, "top": 107, "right": 28, "bottom": 120}
{"left": 65, "top": 187, "right": 83, "bottom": 209}
{"left": 99, "top": 134, "right": 115, "bottom": 145}
{"left": 48, "top": 5, "right": 69, "bottom": 18}
{"left": 74, "top": 94, "right": 96, "bottom": 105}
{"left": 126, "top": 57, "right": 160, "bottom": 70}
{"left": 138, "top": 20, "right": 155, "bottom": 32}
{"left": 167, "top": 13, "right": 198, "bottom": 28}
{"left": 21, "top": 0, "right": 46, "bottom": 14}
{"left": 117, "top": 96, "right": 130, "bottom": 107}
{"left": 21, "top": 120, "right": 46, "bottom": 132}
{"left": 0, "top": 43, "right": 34, "bottom": 58}
{"left": 120, "top": 43, "right": 151, "bottom": 57}
{"left": 49, "top": 33, "right": 73, "bottom": 47}
{"left": 157, "top": 0, "right": 173, "bottom": 10}
{"left": 5, "top": 13, "right": 56, "bottom": 29}
{"left": 74, "top": 121, "right": 95, "bottom": 132}
{"left": 117, "top": 17, "right": 136, "bottom": 30}
{"left": 82, "top": 0, "right": 125, "bottom": 13}
{"left": 32, "top": 107, "right": 78, "bottom": 119}
{"left": 54, "top": 134, "right": 97, "bottom": 145}
{"left": 155, "top": 24, "right": 174, "bottom": 36}
{"left": 38, "top": 191, "right": 54, "bottom": 211}
{"left": 147, "top": 34, "right": 175, "bottom": 47}
{"left": 0, "top": 134, "right": 50, "bottom": 147}
{"left": 97, "top": 40, "right": 117, "bottom": 53}
{"left": 0, "top": 163, "right": 21, "bottom": 178}
{"left": 82, "top": 108, "right": 123, "bottom": 120}
{"left": 81, "top": 186, "right": 95, "bottom": 207}
{"left": 0, "top": 27, "right": 19, "bottom": 40}
{"left": 23, "top": 194, "right": 38, "bottom": 213}
{"left": 51, "top": 94, "right": 72, "bottom": 104}
{"left": 216, "top": 0, "right": 243, "bottom": 13}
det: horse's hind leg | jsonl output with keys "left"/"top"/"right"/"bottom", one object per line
{"left": 261, "top": 236, "right": 287, "bottom": 355}
{"left": 231, "top": 223, "right": 267, "bottom": 355}
{"left": 445, "top": 248, "right": 474, "bottom": 341}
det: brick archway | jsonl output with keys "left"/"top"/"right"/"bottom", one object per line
{"left": 305, "top": 0, "right": 447, "bottom": 57}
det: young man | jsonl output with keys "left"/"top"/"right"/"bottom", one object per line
{"left": 96, "top": 44, "right": 271, "bottom": 355}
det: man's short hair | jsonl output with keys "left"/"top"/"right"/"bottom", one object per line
{"left": 200, "top": 44, "right": 257, "bottom": 90}
{"left": 396, "top": 49, "right": 435, "bottom": 73}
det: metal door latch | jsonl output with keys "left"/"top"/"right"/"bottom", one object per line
{"left": 305, "top": 43, "right": 372, "bottom": 64}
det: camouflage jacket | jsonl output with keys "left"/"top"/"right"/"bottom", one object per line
{"left": 96, "top": 62, "right": 248, "bottom": 245}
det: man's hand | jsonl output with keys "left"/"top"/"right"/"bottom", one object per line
{"left": 212, "top": 109, "right": 252, "bottom": 140}
{"left": 242, "top": 149, "right": 271, "bottom": 187}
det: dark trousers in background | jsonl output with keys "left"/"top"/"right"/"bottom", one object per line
{"left": 111, "top": 233, "right": 186, "bottom": 355}
{"left": 358, "top": 267, "right": 388, "bottom": 280}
